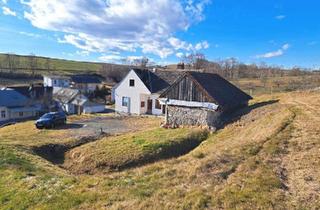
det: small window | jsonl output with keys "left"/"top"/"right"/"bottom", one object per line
{"left": 129, "top": 79, "right": 135, "bottom": 87}
{"left": 54, "top": 80, "right": 57, "bottom": 85}
{"left": 122, "top": 97, "right": 129, "bottom": 107}
{"left": 141, "top": 101, "right": 145, "bottom": 108}
{"left": 19, "top": 112, "right": 24, "bottom": 117}
{"left": 1, "top": 111, "right": 6, "bottom": 118}
{"left": 155, "top": 99, "right": 161, "bottom": 109}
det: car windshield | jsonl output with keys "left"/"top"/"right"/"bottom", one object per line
{"left": 40, "top": 113, "right": 54, "bottom": 119}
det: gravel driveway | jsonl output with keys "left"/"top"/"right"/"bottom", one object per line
{"left": 59, "top": 115, "right": 161, "bottom": 139}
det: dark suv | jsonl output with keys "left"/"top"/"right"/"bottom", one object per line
{"left": 35, "top": 112, "right": 67, "bottom": 129}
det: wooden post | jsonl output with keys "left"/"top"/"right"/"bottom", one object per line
{"left": 165, "top": 100, "right": 169, "bottom": 125}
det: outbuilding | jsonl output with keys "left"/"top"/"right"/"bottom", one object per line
{"left": 159, "top": 71, "right": 252, "bottom": 128}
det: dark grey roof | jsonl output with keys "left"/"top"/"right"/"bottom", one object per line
{"left": 8, "top": 85, "right": 53, "bottom": 99}
{"left": 53, "top": 88, "right": 80, "bottom": 104}
{"left": 133, "top": 69, "right": 183, "bottom": 94}
{"left": 0, "top": 89, "right": 30, "bottom": 107}
{"left": 71, "top": 74, "right": 102, "bottom": 84}
{"left": 188, "top": 72, "right": 252, "bottom": 109}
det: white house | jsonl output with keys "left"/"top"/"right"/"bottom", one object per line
{"left": 43, "top": 75, "right": 71, "bottom": 88}
{"left": 53, "top": 88, "right": 105, "bottom": 115}
{"left": 114, "top": 69, "right": 183, "bottom": 115}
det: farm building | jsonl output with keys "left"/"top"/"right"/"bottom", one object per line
{"left": 53, "top": 88, "right": 105, "bottom": 115}
{"left": 159, "top": 71, "right": 252, "bottom": 128}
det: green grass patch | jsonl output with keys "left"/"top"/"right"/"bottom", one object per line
{"left": 64, "top": 128, "right": 209, "bottom": 173}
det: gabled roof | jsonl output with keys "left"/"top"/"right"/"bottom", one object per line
{"left": 132, "top": 69, "right": 184, "bottom": 94}
{"left": 0, "top": 89, "right": 30, "bottom": 107}
{"left": 71, "top": 74, "right": 102, "bottom": 84}
{"left": 188, "top": 72, "right": 252, "bottom": 108}
{"left": 160, "top": 71, "right": 252, "bottom": 110}
{"left": 53, "top": 88, "right": 80, "bottom": 104}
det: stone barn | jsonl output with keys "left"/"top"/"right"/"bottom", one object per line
{"left": 159, "top": 71, "right": 252, "bottom": 128}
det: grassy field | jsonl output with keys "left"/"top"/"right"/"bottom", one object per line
{"left": 0, "top": 91, "right": 320, "bottom": 209}
{"left": 64, "top": 128, "right": 208, "bottom": 174}
{"left": 0, "top": 53, "right": 103, "bottom": 74}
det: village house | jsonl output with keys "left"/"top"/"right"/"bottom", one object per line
{"left": 70, "top": 74, "right": 103, "bottom": 93}
{"left": 43, "top": 75, "right": 70, "bottom": 88}
{"left": 53, "top": 88, "right": 105, "bottom": 115}
{"left": 44, "top": 74, "right": 103, "bottom": 94}
{"left": 114, "top": 69, "right": 252, "bottom": 128}
{"left": 0, "top": 89, "right": 40, "bottom": 125}
{"left": 114, "top": 69, "right": 183, "bottom": 115}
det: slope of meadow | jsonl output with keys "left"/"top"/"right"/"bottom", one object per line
{"left": 0, "top": 91, "right": 320, "bottom": 209}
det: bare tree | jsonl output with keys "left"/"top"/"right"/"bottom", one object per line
{"left": 183, "top": 53, "right": 208, "bottom": 70}
{"left": 45, "top": 57, "right": 51, "bottom": 73}
{"left": 29, "top": 53, "right": 37, "bottom": 77}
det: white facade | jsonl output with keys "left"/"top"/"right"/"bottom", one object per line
{"left": 83, "top": 104, "right": 105, "bottom": 114}
{"left": 43, "top": 76, "right": 70, "bottom": 88}
{"left": 0, "top": 107, "right": 9, "bottom": 122}
{"left": 114, "top": 70, "right": 164, "bottom": 115}
{"left": 0, "top": 106, "right": 38, "bottom": 123}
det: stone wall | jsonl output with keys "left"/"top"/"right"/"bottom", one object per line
{"left": 167, "top": 106, "right": 221, "bottom": 128}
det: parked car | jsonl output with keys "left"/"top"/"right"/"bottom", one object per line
{"left": 35, "top": 112, "right": 67, "bottom": 129}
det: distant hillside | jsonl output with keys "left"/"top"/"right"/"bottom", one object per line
{"left": 0, "top": 53, "right": 131, "bottom": 76}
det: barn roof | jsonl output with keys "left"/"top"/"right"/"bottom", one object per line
{"left": 132, "top": 69, "right": 183, "bottom": 94}
{"left": 188, "top": 72, "right": 252, "bottom": 107}
{"left": 160, "top": 71, "right": 252, "bottom": 110}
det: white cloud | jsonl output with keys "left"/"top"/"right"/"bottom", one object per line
{"left": 99, "top": 55, "right": 148, "bottom": 64}
{"left": 76, "top": 50, "right": 90, "bottom": 56}
{"left": 256, "top": 43, "right": 290, "bottom": 59}
{"left": 2, "top": 6, "right": 16, "bottom": 16}
{"left": 176, "top": 52, "right": 184, "bottom": 58}
{"left": 195, "top": 41, "right": 209, "bottom": 51}
{"left": 21, "top": 0, "right": 211, "bottom": 58}
{"left": 1, "top": 0, "right": 8, "bottom": 4}
{"left": 275, "top": 15, "right": 286, "bottom": 20}
{"left": 19, "top": 31, "right": 41, "bottom": 38}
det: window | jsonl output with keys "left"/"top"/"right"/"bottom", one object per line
{"left": 141, "top": 101, "right": 145, "bottom": 108}
{"left": 19, "top": 112, "right": 24, "bottom": 117}
{"left": 54, "top": 80, "right": 57, "bottom": 85}
{"left": 155, "top": 99, "right": 161, "bottom": 109}
{"left": 1, "top": 111, "right": 6, "bottom": 118}
{"left": 122, "top": 97, "right": 130, "bottom": 107}
{"left": 129, "top": 79, "right": 135, "bottom": 87}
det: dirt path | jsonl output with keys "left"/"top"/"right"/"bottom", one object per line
{"left": 281, "top": 95, "right": 320, "bottom": 209}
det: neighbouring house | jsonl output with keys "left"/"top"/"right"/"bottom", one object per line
{"left": 70, "top": 74, "right": 103, "bottom": 93}
{"left": 43, "top": 75, "right": 71, "bottom": 88}
{"left": 8, "top": 84, "right": 54, "bottom": 112}
{"left": 44, "top": 74, "right": 103, "bottom": 94}
{"left": 0, "top": 88, "right": 41, "bottom": 125}
{"left": 114, "top": 69, "right": 183, "bottom": 115}
{"left": 159, "top": 71, "right": 252, "bottom": 128}
{"left": 53, "top": 88, "right": 105, "bottom": 115}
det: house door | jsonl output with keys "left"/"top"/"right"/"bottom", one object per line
{"left": 147, "top": 99, "right": 152, "bottom": 114}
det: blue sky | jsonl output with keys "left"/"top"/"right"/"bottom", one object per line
{"left": 0, "top": 0, "right": 319, "bottom": 68}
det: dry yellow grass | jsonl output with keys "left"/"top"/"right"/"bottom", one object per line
{"left": 0, "top": 91, "right": 320, "bottom": 209}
